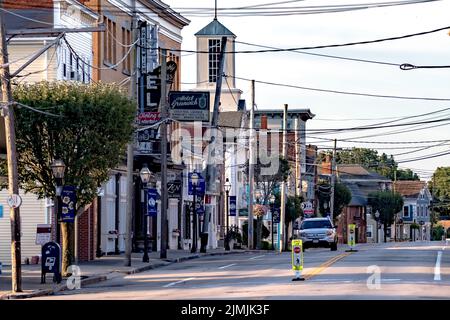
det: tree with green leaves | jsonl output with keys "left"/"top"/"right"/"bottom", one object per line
{"left": 428, "top": 167, "right": 450, "bottom": 217}
{"left": 7, "top": 82, "right": 135, "bottom": 274}
{"left": 368, "top": 191, "right": 404, "bottom": 242}
{"left": 245, "top": 156, "right": 290, "bottom": 249}
{"left": 318, "top": 148, "right": 419, "bottom": 181}
{"left": 317, "top": 182, "right": 351, "bottom": 222}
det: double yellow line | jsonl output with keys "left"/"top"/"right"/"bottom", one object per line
{"left": 303, "top": 252, "right": 353, "bottom": 280}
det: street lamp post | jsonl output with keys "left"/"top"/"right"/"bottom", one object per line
{"left": 269, "top": 194, "right": 276, "bottom": 250}
{"left": 140, "top": 165, "right": 152, "bottom": 263}
{"left": 375, "top": 210, "right": 380, "bottom": 244}
{"left": 224, "top": 178, "right": 231, "bottom": 251}
{"left": 191, "top": 172, "right": 199, "bottom": 253}
{"left": 51, "top": 159, "right": 66, "bottom": 245}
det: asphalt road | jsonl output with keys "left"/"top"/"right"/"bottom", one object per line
{"left": 34, "top": 241, "right": 449, "bottom": 300}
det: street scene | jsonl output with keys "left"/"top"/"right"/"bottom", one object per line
{"left": 0, "top": 0, "right": 449, "bottom": 303}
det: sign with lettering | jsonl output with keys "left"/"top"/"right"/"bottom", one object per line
{"left": 167, "top": 180, "right": 182, "bottom": 199}
{"left": 134, "top": 128, "right": 159, "bottom": 155}
{"left": 137, "top": 112, "right": 160, "bottom": 125}
{"left": 36, "top": 224, "right": 52, "bottom": 246}
{"left": 168, "top": 91, "right": 210, "bottom": 122}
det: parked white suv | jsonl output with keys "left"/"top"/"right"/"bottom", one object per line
{"left": 298, "top": 217, "right": 338, "bottom": 251}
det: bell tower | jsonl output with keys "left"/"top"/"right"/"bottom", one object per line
{"left": 193, "top": 7, "right": 242, "bottom": 112}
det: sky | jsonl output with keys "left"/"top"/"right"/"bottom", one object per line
{"left": 164, "top": 0, "right": 450, "bottom": 180}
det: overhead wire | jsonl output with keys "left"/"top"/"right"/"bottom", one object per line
{"left": 228, "top": 75, "right": 450, "bottom": 101}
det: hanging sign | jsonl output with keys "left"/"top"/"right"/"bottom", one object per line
{"left": 61, "top": 186, "right": 76, "bottom": 223}
{"left": 147, "top": 188, "right": 158, "bottom": 217}
{"left": 229, "top": 196, "right": 237, "bottom": 216}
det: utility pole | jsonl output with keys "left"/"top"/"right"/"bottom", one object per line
{"left": 330, "top": 139, "right": 337, "bottom": 219}
{"left": 204, "top": 36, "right": 227, "bottom": 252}
{"left": 160, "top": 49, "right": 168, "bottom": 259}
{"left": 0, "top": 8, "right": 22, "bottom": 292}
{"left": 279, "top": 104, "right": 288, "bottom": 252}
{"left": 248, "top": 79, "right": 255, "bottom": 250}
{"left": 124, "top": 0, "right": 137, "bottom": 267}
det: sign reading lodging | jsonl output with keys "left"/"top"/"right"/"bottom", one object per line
{"left": 348, "top": 224, "right": 356, "bottom": 248}
{"left": 36, "top": 224, "right": 52, "bottom": 246}
{"left": 168, "top": 91, "right": 210, "bottom": 122}
{"left": 291, "top": 239, "right": 303, "bottom": 271}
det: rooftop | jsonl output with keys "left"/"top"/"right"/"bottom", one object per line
{"left": 338, "top": 164, "right": 391, "bottom": 181}
{"left": 394, "top": 180, "right": 427, "bottom": 198}
{"left": 195, "top": 19, "right": 236, "bottom": 37}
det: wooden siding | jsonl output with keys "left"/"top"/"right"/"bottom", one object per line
{"left": 0, "top": 190, "right": 46, "bottom": 265}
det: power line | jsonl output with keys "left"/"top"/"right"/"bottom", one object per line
{"left": 308, "top": 137, "right": 450, "bottom": 144}
{"left": 164, "top": 25, "right": 450, "bottom": 54}
{"left": 236, "top": 40, "right": 400, "bottom": 67}
{"left": 228, "top": 75, "right": 450, "bottom": 101}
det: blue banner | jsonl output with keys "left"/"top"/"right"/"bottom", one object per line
{"left": 188, "top": 172, "right": 206, "bottom": 196}
{"left": 272, "top": 207, "right": 280, "bottom": 224}
{"left": 229, "top": 196, "right": 237, "bottom": 216}
{"left": 61, "top": 186, "right": 76, "bottom": 223}
{"left": 147, "top": 188, "right": 158, "bottom": 217}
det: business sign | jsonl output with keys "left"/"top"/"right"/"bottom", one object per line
{"left": 61, "top": 186, "right": 76, "bottom": 223}
{"left": 302, "top": 201, "right": 314, "bottom": 217}
{"left": 36, "top": 224, "right": 52, "bottom": 246}
{"left": 147, "top": 188, "right": 158, "bottom": 217}
{"left": 188, "top": 171, "right": 206, "bottom": 195}
{"left": 168, "top": 91, "right": 210, "bottom": 122}
{"left": 167, "top": 180, "right": 182, "bottom": 199}
{"left": 137, "top": 112, "right": 160, "bottom": 125}
{"left": 229, "top": 196, "right": 237, "bottom": 216}
{"left": 348, "top": 224, "right": 356, "bottom": 248}
{"left": 134, "top": 128, "right": 159, "bottom": 155}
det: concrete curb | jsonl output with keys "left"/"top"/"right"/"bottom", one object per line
{"left": 0, "top": 249, "right": 260, "bottom": 300}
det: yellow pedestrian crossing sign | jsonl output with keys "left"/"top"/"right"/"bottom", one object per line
{"left": 292, "top": 239, "right": 303, "bottom": 271}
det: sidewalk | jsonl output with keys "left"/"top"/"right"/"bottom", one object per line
{"left": 0, "top": 248, "right": 251, "bottom": 300}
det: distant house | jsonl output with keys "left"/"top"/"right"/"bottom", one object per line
{"left": 394, "top": 181, "right": 432, "bottom": 241}
{"left": 336, "top": 164, "right": 392, "bottom": 244}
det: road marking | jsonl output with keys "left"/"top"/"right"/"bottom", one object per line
{"left": 303, "top": 252, "right": 352, "bottom": 280}
{"left": 434, "top": 251, "right": 442, "bottom": 281}
{"left": 163, "top": 277, "right": 196, "bottom": 288}
{"left": 248, "top": 255, "right": 265, "bottom": 260}
{"left": 218, "top": 263, "right": 237, "bottom": 269}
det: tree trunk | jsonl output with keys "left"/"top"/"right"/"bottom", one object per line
{"left": 383, "top": 222, "right": 387, "bottom": 243}
{"left": 256, "top": 216, "right": 262, "bottom": 250}
{"left": 61, "top": 222, "right": 74, "bottom": 276}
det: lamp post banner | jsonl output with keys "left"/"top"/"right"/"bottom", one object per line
{"left": 60, "top": 186, "right": 76, "bottom": 223}
{"left": 147, "top": 188, "right": 158, "bottom": 217}
{"left": 229, "top": 196, "right": 237, "bottom": 216}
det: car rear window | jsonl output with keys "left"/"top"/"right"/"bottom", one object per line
{"left": 301, "top": 220, "right": 332, "bottom": 229}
